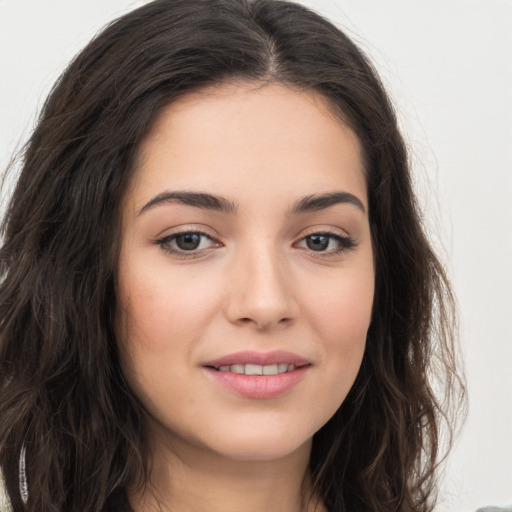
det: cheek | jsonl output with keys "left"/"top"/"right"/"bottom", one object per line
{"left": 304, "top": 263, "right": 374, "bottom": 386}
{"left": 114, "top": 270, "right": 203, "bottom": 411}
{"left": 115, "top": 256, "right": 220, "bottom": 354}
{"left": 309, "top": 263, "right": 374, "bottom": 338}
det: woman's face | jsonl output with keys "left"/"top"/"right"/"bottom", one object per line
{"left": 115, "top": 82, "right": 374, "bottom": 463}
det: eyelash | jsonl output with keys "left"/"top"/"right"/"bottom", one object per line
{"left": 295, "top": 229, "right": 357, "bottom": 256}
{"left": 155, "top": 229, "right": 357, "bottom": 259}
{"left": 156, "top": 231, "right": 218, "bottom": 259}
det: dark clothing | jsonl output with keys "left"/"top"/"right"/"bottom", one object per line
{"left": 103, "top": 487, "right": 133, "bottom": 512}
{"left": 101, "top": 487, "right": 512, "bottom": 512}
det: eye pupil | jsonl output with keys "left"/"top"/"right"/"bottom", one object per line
{"left": 306, "top": 234, "right": 329, "bottom": 251}
{"left": 176, "top": 233, "right": 201, "bottom": 250}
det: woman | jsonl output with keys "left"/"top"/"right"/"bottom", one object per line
{"left": 0, "top": 1, "right": 465, "bottom": 511}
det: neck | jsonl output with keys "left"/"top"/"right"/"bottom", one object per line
{"left": 127, "top": 428, "right": 324, "bottom": 512}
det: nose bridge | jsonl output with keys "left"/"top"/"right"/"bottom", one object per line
{"left": 226, "top": 235, "right": 296, "bottom": 329}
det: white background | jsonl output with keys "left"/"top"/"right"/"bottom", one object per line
{"left": 1, "top": 1, "right": 511, "bottom": 511}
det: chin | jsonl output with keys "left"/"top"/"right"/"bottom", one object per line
{"left": 209, "top": 433, "right": 312, "bottom": 463}
{"left": 193, "top": 416, "right": 316, "bottom": 463}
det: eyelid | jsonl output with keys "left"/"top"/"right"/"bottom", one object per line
{"left": 298, "top": 225, "right": 350, "bottom": 238}
{"left": 293, "top": 228, "right": 358, "bottom": 256}
{"left": 154, "top": 223, "right": 218, "bottom": 240}
{"left": 153, "top": 225, "right": 357, "bottom": 259}
{"left": 155, "top": 226, "right": 222, "bottom": 258}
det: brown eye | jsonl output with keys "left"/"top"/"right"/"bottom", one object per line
{"left": 305, "top": 234, "right": 330, "bottom": 251}
{"left": 175, "top": 233, "right": 201, "bottom": 250}
{"left": 296, "top": 232, "right": 357, "bottom": 256}
{"left": 157, "top": 231, "right": 218, "bottom": 256}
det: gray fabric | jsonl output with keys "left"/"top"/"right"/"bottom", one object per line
{"left": 476, "top": 507, "right": 512, "bottom": 512}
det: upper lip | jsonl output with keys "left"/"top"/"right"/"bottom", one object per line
{"left": 202, "top": 350, "right": 310, "bottom": 368}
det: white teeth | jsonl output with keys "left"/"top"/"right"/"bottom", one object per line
{"left": 245, "top": 363, "right": 263, "bottom": 375}
{"left": 262, "top": 364, "right": 278, "bottom": 375}
{"left": 216, "top": 363, "right": 301, "bottom": 375}
{"left": 231, "top": 364, "right": 245, "bottom": 374}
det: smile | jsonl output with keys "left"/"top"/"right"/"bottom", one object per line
{"left": 203, "top": 351, "right": 311, "bottom": 399}
{"left": 214, "top": 363, "right": 303, "bottom": 375}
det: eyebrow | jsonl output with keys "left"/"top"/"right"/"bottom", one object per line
{"left": 290, "top": 191, "right": 366, "bottom": 215}
{"left": 137, "top": 190, "right": 365, "bottom": 216}
{"left": 138, "top": 191, "right": 238, "bottom": 215}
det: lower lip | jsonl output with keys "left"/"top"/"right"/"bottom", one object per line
{"left": 203, "top": 366, "right": 309, "bottom": 399}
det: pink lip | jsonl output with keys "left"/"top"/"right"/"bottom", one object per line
{"left": 202, "top": 350, "right": 311, "bottom": 399}
{"left": 202, "top": 350, "right": 310, "bottom": 368}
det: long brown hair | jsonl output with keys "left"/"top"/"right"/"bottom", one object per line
{"left": 0, "top": 1, "right": 465, "bottom": 511}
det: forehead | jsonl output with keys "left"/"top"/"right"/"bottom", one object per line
{"left": 129, "top": 81, "right": 367, "bottom": 212}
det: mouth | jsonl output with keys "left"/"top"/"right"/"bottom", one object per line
{"left": 202, "top": 351, "right": 311, "bottom": 398}
{"left": 202, "top": 350, "right": 310, "bottom": 368}
{"left": 208, "top": 362, "right": 309, "bottom": 375}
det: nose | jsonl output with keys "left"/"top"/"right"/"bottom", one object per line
{"left": 224, "top": 242, "right": 298, "bottom": 331}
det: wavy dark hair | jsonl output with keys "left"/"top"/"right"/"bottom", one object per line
{"left": 0, "top": 1, "right": 465, "bottom": 511}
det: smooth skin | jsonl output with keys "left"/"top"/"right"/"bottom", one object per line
{"left": 115, "top": 82, "right": 375, "bottom": 512}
